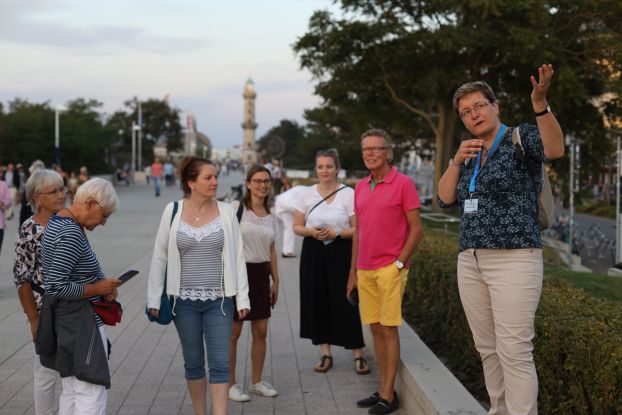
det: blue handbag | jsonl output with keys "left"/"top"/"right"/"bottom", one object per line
{"left": 146, "top": 201, "right": 178, "bottom": 325}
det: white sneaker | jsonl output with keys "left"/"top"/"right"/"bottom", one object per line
{"left": 248, "top": 380, "right": 278, "bottom": 397}
{"left": 228, "top": 384, "right": 250, "bottom": 402}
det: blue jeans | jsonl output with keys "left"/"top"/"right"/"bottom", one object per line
{"left": 173, "top": 297, "right": 234, "bottom": 383}
{"left": 153, "top": 176, "right": 161, "bottom": 196}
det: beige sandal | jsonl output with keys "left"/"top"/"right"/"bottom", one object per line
{"left": 314, "top": 355, "right": 333, "bottom": 373}
{"left": 355, "top": 357, "right": 371, "bottom": 375}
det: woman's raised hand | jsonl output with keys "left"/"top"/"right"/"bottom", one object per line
{"left": 530, "top": 64, "right": 554, "bottom": 107}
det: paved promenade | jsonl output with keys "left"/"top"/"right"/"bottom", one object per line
{"left": 0, "top": 173, "right": 400, "bottom": 414}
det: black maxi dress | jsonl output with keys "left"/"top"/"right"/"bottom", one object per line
{"left": 299, "top": 235, "right": 365, "bottom": 349}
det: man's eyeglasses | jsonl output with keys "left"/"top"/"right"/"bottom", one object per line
{"left": 36, "top": 187, "right": 67, "bottom": 196}
{"left": 459, "top": 101, "right": 490, "bottom": 119}
{"left": 251, "top": 179, "right": 272, "bottom": 186}
{"left": 361, "top": 146, "right": 387, "bottom": 154}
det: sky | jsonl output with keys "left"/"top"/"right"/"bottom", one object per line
{"left": 0, "top": 0, "right": 341, "bottom": 149}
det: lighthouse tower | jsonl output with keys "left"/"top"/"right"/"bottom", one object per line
{"left": 241, "top": 78, "right": 258, "bottom": 165}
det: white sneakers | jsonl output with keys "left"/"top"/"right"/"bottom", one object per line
{"left": 248, "top": 381, "right": 279, "bottom": 397}
{"left": 229, "top": 381, "right": 278, "bottom": 402}
{"left": 228, "top": 384, "right": 250, "bottom": 402}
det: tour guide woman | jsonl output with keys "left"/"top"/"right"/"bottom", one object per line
{"left": 437, "top": 64, "right": 564, "bottom": 414}
{"left": 148, "top": 156, "right": 249, "bottom": 415}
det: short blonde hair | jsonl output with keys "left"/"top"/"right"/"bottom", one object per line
{"left": 25, "top": 169, "right": 64, "bottom": 214}
{"left": 74, "top": 178, "right": 119, "bottom": 212}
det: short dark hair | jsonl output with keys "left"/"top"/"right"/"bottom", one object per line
{"left": 178, "top": 156, "right": 215, "bottom": 195}
{"left": 452, "top": 81, "right": 497, "bottom": 112}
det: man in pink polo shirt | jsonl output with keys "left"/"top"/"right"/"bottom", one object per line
{"left": 348, "top": 128, "right": 423, "bottom": 414}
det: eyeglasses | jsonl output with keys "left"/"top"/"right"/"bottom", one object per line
{"left": 361, "top": 146, "right": 387, "bottom": 154}
{"left": 251, "top": 179, "right": 272, "bottom": 186}
{"left": 95, "top": 201, "right": 112, "bottom": 220}
{"left": 36, "top": 187, "right": 67, "bottom": 196}
{"left": 459, "top": 101, "right": 490, "bottom": 119}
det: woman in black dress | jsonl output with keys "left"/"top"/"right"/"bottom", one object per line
{"left": 293, "top": 149, "right": 369, "bottom": 375}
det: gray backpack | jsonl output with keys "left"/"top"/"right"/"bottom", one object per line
{"left": 511, "top": 127, "right": 555, "bottom": 230}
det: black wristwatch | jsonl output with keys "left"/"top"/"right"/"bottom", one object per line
{"left": 535, "top": 105, "right": 551, "bottom": 117}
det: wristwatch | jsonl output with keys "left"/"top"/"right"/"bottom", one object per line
{"left": 535, "top": 105, "right": 551, "bottom": 117}
{"left": 394, "top": 259, "right": 404, "bottom": 270}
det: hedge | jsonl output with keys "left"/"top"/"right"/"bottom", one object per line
{"left": 405, "top": 229, "right": 622, "bottom": 414}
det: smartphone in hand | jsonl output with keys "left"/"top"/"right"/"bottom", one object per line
{"left": 118, "top": 270, "right": 139, "bottom": 284}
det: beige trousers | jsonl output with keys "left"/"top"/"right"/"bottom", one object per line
{"left": 457, "top": 248, "right": 542, "bottom": 415}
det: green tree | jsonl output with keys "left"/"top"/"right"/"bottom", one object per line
{"left": 1, "top": 99, "right": 55, "bottom": 166}
{"left": 294, "top": 0, "right": 622, "bottom": 200}
{"left": 60, "top": 98, "right": 114, "bottom": 174}
{"left": 126, "top": 98, "right": 183, "bottom": 162}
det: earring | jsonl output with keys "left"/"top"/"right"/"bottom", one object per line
{"left": 192, "top": 187, "right": 196, "bottom": 191}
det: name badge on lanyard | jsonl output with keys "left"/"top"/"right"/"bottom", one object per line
{"left": 464, "top": 198, "right": 478, "bottom": 213}
{"left": 465, "top": 124, "right": 507, "bottom": 215}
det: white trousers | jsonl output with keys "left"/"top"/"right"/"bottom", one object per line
{"left": 59, "top": 326, "right": 108, "bottom": 415}
{"left": 278, "top": 211, "right": 296, "bottom": 254}
{"left": 7, "top": 187, "right": 17, "bottom": 218}
{"left": 457, "top": 248, "right": 543, "bottom": 415}
{"left": 33, "top": 348, "right": 59, "bottom": 415}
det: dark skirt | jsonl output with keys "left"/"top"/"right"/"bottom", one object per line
{"left": 234, "top": 262, "right": 271, "bottom": 321}
{"left": 299, "top": 237, "right": 365, "bottom": 349}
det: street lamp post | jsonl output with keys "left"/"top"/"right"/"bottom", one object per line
{"left": 131, "top": 122, "right": 141, "bottom": 181}
{"left": 137, "top": 101, "right": 143, "bottom": 171}
{"left": 54, "top": 105, "right": 66, "bottom": 166}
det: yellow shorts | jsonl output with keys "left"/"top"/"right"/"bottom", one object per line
{"left": 357, "top": 263, "right": 408, "bottom": 326}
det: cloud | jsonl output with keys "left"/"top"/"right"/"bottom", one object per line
{"left": 0, "top": 0, "right": 208, "bottom": 54}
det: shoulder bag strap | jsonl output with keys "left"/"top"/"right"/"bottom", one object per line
{"left": 164, "top": 201, "right": 179, "bottom": 291}
{"left": 236, "top": 201, "right": 244, "bottom": 223}
{"left": 511, "top": 126, "right": 538, "bottom": 184}
{"left": 305, "top": 186, "right": 347, "bottom": 225}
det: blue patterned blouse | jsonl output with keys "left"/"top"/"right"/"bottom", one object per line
{"left": 439, "top": 123, "right": 543, "bottom": 252}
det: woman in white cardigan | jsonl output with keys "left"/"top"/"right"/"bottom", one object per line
{"left": 147, "top": 157, "right": 249, "bottom": 415}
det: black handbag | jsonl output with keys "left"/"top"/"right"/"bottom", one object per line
{"left": 146, "top": 201, "right": 179, "bottom": 325}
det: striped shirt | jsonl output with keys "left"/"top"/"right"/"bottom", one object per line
{"left": 177, "top": 217, "right": 224, "bottom": 301}
{"left": 41, "top": 215, "right": 104, "bottom": 326}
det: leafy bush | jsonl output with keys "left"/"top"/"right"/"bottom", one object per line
{"left": 405, "top": 230, "right": 622, "bottom": 414}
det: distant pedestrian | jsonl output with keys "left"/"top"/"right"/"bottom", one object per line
{"left": 228, "top": 165, "right": 280, "bottom": 402}
{"left": 274, "top": 185, "right": 308, "bottom": 257}
{"left": 293, "top": 149, "right": 369, "bottom": 375}
{"left": 151, "top": 158, "right": 163, "bottom": 197}
{"left": 437, "top": 65, "right": 564, "bottom": 414}
{"left": 164, "top": 161, "right": 175, "bottom": 187}
{"left": 0, "top": 179, "right": 12, "bottom": 254}
{"left": 4, "top": 163, "right": 18, "bottom": 220}
{"left": 272, "top": 160, "right": 283, "bottom": 194}
{"left": 14, "top": 169, "right": 67, "bottom": 414}
{"left": 39, "top": 178, "right": 122, "bottom": 414}
{"left": 348, "top": 130, "right": 423, "bottom": 414}
{"left": 144, "top": 165, "right": 151, "bottom": 185}
{"left": 147, "top": 156, "right": 249, "bottom": 415}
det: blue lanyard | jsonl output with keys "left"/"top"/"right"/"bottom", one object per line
{"left": 468, "top": 124, "right": 507, "bottom": 194}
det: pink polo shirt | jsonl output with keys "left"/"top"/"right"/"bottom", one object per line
{"left": 354, "top": 167, "right": 421, "bottom": 270}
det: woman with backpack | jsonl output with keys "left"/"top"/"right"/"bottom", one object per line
{"left": 228, "top": 165, "right": 280, "bottom": 402}
{"left": 437, "top": 64, "right": 564, "bottom": 414}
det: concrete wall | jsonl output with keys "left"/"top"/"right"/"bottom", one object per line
{"left": 363, "top": 323, "right": 487, "bottom": 414}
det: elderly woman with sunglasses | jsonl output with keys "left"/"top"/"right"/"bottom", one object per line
{"left": 40, "top": 178, "right": 122, "bottom": 415}
{"left": 437, "top": 65, "right": 564, "bottom": 415}
{"left": 13, "top": 170, "right": 66, "bottom": 415}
